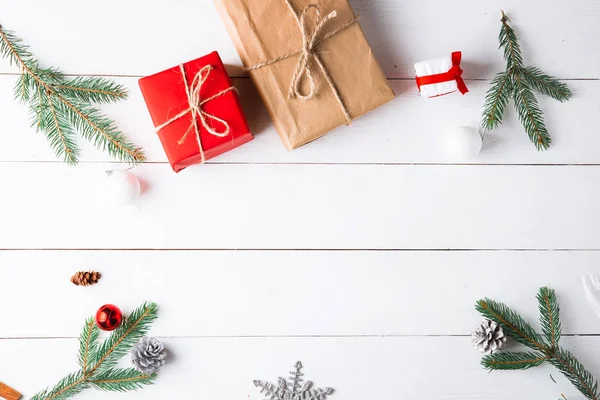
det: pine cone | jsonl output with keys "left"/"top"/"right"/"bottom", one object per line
{"left": 70, "top": 271, "right": 102, "bottom": 287}
{"left": 471, "top": 319, "right": 507, "bottom": 355}
{"left": 132, "top": 337, "right": 166, "bottom": 375}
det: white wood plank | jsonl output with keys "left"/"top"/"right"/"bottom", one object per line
{"left": 0, "top": 77, "right": 597, "bottom": 164}
{"left": 0, "top": 0, "right": 597, "bottom": 79}
{"left": 1, "top": 250, "right": 599, "bottom": 337}
{"left": 1, "top": 336, "right": 598, "bottom": 400}
{"left": 0, "top": 163, "right": 598, "bottom": 250}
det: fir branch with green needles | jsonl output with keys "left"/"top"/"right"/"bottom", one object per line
{"left": 481, "top": 11, "right": 572, "bottom": 151}
{"left": 0, "top": 25, "right": 145, "bottom": 165}
{"left": 475, "top": 288, "right": 600, "bottom": 400}
{"left": 31, "top": 302, "right": 159, "bottom": 400}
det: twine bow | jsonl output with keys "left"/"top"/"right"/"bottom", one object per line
{"left": 154, "top": 64, "right": 236, "bottom": 163}
{"left": 247, "top": 0, "right": 359, "bottom": 124}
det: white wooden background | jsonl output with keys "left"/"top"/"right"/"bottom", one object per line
{"left": 0, "top": 0, "right": 599, "bottom": 399}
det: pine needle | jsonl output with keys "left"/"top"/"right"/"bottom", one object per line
{"left": 89, "top": 368, "right": 156, "bottom": 392}
{"left": 54, "top": 76, "right": 128, "bottom": 104}
{"left": 0, "top": 25, "right": 145, "bottom": 165}
{"left": 512, "top": 74, "right": 552, "bottom": 150}
{"left": 78, "top": 318, "right": 100, "bottom": 374}
{"left": 480, "top": 11, "right": 571, "bottom": 151}
{"left": 522, "top": 67, "right": 573, "bottom": 103}
{"left": 481, "top": 72, "right": 513, "bottom": 131}
{"left": 499, "top": 11, "right": 524, "bottom": 70}
{"left": 482, "top": 351, "right": 548, "bottom": 370}
{"left": 30, "top": 372, "right": 89, "bottom": 400}
{"left": 537, "top": 287, "right": 562, "bottom": 348}
{"left": 549, "top": 347, "right": 600, "bottom": 400}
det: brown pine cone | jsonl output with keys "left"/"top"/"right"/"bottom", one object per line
{"left": 70, "top": 271, "right": 102, "bottom": 287}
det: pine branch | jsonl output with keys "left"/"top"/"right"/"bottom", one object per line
{"left": 0, "top": 25, "right": 37, "bottom": 70}
{"left": 481, "top": 72, "right": 513, "bottom": 131}
{"left": 54, "top": 76, "right": 128, "bottom": 104}
{"left": 78, "top": 318, "right": 100, "bottom": 374}
{"left": 537, "top": 287, "right": 562, "bottom": 348}
{"left": 500, "top": 11, "right": 524, "bottom": 70}
{"left": 28, "top": 83, "right": 45, "bottom": 125}
{"left": 476, "top": 298, "right": 547, "bottom": 351}
{"left": 23, "top": 87, "right": 80, "bottom": 164}
{"left": 0, "top": 25, "right": 145, "bottom": 165}
{"left": 482, "top": 351, "right": 548, "bottom": 370}
{"left": 55, "top": 97, "right": 144, "bottom": 164}
{"left": 30, "top": 302, "right": 159, "bottom": 400}
{"left": 522, "top": 66, "right": 572, "bottom": 102}
{"left": 14, "top": 71, "right": 33, "bottom": 103}
{"left": 475, "top": 287, "right": 600, "bottom": 400}
{"left": 550, "top": 347, "right": 600, "bottom": 400}
{"left": 512, "top": 73, "right": 552, "bottom": 150}
{"left": 47, "top": 93, "right": 80, "bottom": 165}
{"left": 480, "top": 12, "right": 571, "bottom": 151}
{"left": 30, "top": 371, "right": 88, "bottom": 400}
{"left": 89, "top": 302, "right": 159, "bottom": 374}
{"left": 88, "top": 368, "right": 156, "bottom": 392}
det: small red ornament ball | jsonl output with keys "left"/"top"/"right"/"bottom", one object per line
{"left": 95, "top": 304, "right": 123, "bottom": 331}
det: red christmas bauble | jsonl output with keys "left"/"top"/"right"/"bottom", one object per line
{"left": 95, "top": 304, "right": 123, "bottom": 331}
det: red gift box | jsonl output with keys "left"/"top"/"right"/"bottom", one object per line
{"left": 139, "top": 51, "right": 253, "bottom": 172}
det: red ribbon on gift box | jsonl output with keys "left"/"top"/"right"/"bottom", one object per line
{"left": 415, "top": 52, "right": 469, "bottom": 95}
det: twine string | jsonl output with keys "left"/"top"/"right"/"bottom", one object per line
{"left": 246, "top": 0, "right": 358, "bottom": 124}
{"left": 289, "top": 5, "right": 336, "bottom": 100}
{"left": 155, "top": 64, "right": 235, "bottom": 163}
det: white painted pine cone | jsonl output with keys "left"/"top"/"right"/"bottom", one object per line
{"left": 131, "top": 337, "right": 166, "bottom": 375}
{"left": 471, "top": 319, "right": 507, "bottom": 355}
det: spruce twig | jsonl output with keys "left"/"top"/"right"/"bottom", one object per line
{"left": 481, "top": 11, "right": 572, "bottom": 150}
{"left": 0, "top": 25, "right": 145, "bottom": 165}
{"left": 538, "top": 287, "right": 561, "bottom": 348}
{"left": 522, "top": 67, "right": 572, "bottom": 103}
{"left": 31, "top": 302, "right": 158, "bottom": 400}
{"left": 476, "top": 297, "right": 547, "bottom": 351}
{"left": 482, "top": 351, "right": 548, "bottom": 370}
{"left": 475, "top": 288, "right": 600, "bottom": 400}
{"left": 482, "top": 72, "right": 513, "bottom": 132}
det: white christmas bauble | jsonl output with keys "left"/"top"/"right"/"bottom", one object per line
{"left": 446, "top": 126, "right": 483, "bottom": 159}
{"left": 100, "top": 170, "right": 141, "bottom": 205}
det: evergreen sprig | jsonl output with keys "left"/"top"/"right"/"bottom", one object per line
{"left": 481, "top": 11, "right": 572, "bottom": 150}
{"left": 538, "top": 287, "right": 562, "bottom": 347}
{"left": 0, "top": 25, "right": 145, "bottom": 165}
{"left": 31, "top": 302, "right": 159, "bottom": 400}
{"left": 476, "top": 297, "right": 547, "bottom": 351}
{"left": 482, "top": 351, "right": 548, "bottom": 370}
{"left": 475, "top": 288, "right": 599, "bottom": 400}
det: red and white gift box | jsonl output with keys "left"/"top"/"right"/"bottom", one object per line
{"left": 415, "top": 51, "right": 469, "bottom": 98}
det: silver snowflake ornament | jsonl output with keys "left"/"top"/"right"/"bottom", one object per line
{"left": 254, "top": 361, "right": 334, "bottom": 400}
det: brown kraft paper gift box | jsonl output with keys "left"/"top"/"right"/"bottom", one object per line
{"left": 214, "top": 0, "right": 395, "bottom": 150}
